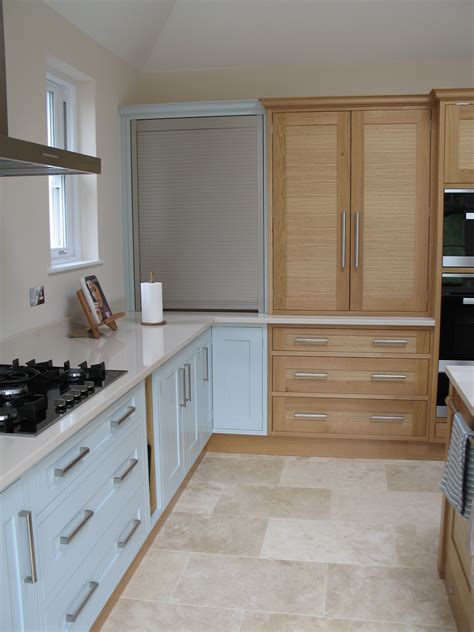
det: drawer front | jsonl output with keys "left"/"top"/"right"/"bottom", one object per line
{"left": 272, "top": 327, "right": 431, "bottom": 355}
{"left": 273, "top": 397, "right": 427, "bottom": 437}
{"left": 273, "top": 356, "right": 429, "bottom": 396}
{"left": 37, "top": 423, "right": 146, "bottom": 601}
{"left": 42, "top": 488, "right": 147, "bottom": 632}
{"left": 29, "top": 385, "right": 145, "bottom": 516}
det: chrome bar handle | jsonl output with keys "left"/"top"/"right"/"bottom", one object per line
{"left": 341, "top": 211, "right": 346, "bottom": 269}
{"left": 372, "top": 339, "right": 408, "bottom": 346}
{"left": 178, "top": 368, "right": 186, "bottom": 407}
{"left": 19, "top": 511, "right": 37, "bottom": 584}
{"left": 65, "top": 581, "right": 99, "bottom": 622}
{"left": 293, "top": 371, "right": 328, "bottom": 380}
{"left": 203, "top": 347, "right": 209, "bottom": 381}
{"left": 184, "top": 363, "right": 191, "bottom": 402}
{"left": 370, "top": 415, "right": 405, "bottom": 423}
{"left": 113, "top": 459, "right": 138, "bottom": 484}
{"left": 60, "top": 510, "right": 94, "bottom": 545}
{"left": 294, "top": 337, "right": 329, "bottom": 345}
{"left": 354, "top": 211, "right": 360, "bottom": 269}
{"left": 371, "top": 374, "right": 407, "bottom": 381}
{"left": 111, "top": 406, "right": 136, "bottom": 428}
{"left": 54, "top": 446, "right": 90, "bottom": 477}
{"left": 117, "top": 519, "right": 141, "bottom": 549}
{"left": 293, "top": 412, "right": 328, "bottom": 420}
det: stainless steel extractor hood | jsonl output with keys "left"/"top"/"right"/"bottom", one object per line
{"left": 0, "top": 0, "right": 100, "bottom": 176}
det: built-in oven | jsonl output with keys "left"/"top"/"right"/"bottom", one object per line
{"left": 443, "top": 189, "right": 474, "bottom": 267}
{"left": 437, "top": 273, "right": 474, "bottom": 416}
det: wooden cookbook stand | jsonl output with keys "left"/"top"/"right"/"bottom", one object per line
{"left": 69, "top": 289, "right": 125, "bottom": 339}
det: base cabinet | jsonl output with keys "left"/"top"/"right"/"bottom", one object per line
{"left": 212, "top": 326, "right": 266, "bottom": 435}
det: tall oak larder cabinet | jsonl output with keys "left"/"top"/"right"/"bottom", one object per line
{"left": 269, "top": 102, "right": 432, "bottom": 315}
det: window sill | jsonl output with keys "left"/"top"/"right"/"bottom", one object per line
{"left": 48, "top": 259, "right": 104, "bottom": 275}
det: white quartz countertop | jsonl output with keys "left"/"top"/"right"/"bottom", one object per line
{"left": 0, "top": 310, "right": 435, "bottom": 491}
{"left": 446, "top": 365, "right": 474, "bottom": 417}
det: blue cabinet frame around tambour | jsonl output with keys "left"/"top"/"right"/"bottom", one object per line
{"left": 212, "top": 326, "right": 267, "bottom": 435}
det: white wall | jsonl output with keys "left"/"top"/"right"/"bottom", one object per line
{"left": 136, "top": 56, "right": 474, "bottom": 103}
{"left": 0, "top": 0, "right": 138, "bottom": 341}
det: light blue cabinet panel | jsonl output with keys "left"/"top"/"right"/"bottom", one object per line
{"left": 1, "top": 477, "right": 40, "bottom": 632}
{"left": 212, "top": 326, "right": 266, "bottom": 435}
{"left": 182, "top": 349, "right": 201, "bottom": 471}
{"left": 196, "top": 332, "right": 212, "bottom": 447}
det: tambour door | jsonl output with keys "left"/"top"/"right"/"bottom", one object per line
{"left": 445, "top": 104, "right": 474, "bottom": 183}
{"left": 272, "top": 112, "right": 350, "bottom": 311}
{"left": 350, "top": 110, "right": 431, "bottom": 312}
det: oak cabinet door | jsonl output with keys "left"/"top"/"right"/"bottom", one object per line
{"left": 445, "top": 104, "right": 474, "bottom": 183}
{"left": 350, "top": 110, "right": 431, "bottom": 313}
{"left": 272, "top": 111, "right": 350, "bottom": 311}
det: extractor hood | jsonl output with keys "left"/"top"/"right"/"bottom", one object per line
{"left": 0, "top": 0, "right": 100, "bottom": 176}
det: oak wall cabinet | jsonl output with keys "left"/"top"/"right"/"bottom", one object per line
{"left": 445, "top": 103, "right": 474, "bottom": 184}
{"left": 268, "top": 102, "right": 432, "bottom": 315}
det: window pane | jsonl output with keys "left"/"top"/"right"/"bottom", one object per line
{"left": 49, "top": 174, "right": 67, "bottom": 251}
{"left": 46, "top": 91, "right": 55, "bottom": 147}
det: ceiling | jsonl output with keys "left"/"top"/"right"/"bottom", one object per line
{"left": 45, "top": 0, "right": 474, "bottom": 72}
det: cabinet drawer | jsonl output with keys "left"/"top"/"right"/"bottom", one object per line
{"left": 272, "top": 397, "right": 427, "bottom": 438}
{"left": 36, "top": 424, "right": 146, "bottom": 601}
{"left": 272, "top": 327, "right": 431, "bottom": 355}
{"left": 29, "top": 386, "right": 144, "bottom": 516}
{"left": 42, "top": 488, "right": 147, "bottom": 632}
{"left": 273, "top": 356, "right": 429, "bottom": 396}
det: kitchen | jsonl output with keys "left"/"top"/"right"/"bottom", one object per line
{"left": 0, "top": 0, "right": 473, "bottom": 631}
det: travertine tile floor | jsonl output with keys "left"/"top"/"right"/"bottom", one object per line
{"left": 102, "top": 454, "right": 456, "bottom": 632}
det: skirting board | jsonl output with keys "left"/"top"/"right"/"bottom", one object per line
{"left": 207, "top": 433, "right": 445, "bottom": 461}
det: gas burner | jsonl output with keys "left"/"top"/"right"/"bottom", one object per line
{"left": 0, "top": 364, "right": 40, "bottom": 385}
{"left": 0, "top": 383, "right": 28, "bottom": 399}
{"left": 0, "top": 406, "right": 20, "bottom": 433}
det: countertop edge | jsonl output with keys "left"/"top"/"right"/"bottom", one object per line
{"left": 446, "top": 366, "right": 474, "bottom": 417}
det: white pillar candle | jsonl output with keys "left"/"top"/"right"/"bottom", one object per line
{"left": 141, "top": 280, "right": 163, "bottom": 325}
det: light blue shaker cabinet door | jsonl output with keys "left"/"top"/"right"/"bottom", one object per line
{"left": 181, "top": 350, "right": 201, "bottom": 473}
{"left": 212, "top": 326, "right": 266, "bottom": 435}
{"left": 196, "top": 334, "right": 212, "bottom": 447}
{"left": 0, "top": 477, "right": 39, "bottom": 632}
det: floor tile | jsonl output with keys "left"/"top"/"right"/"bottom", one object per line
{"left": 240, "top": 611, "right": 382, "bottom": 631}
{"left": 174, "top": 480, "right": 225, "bottom": 513}
{"left": 101, "top": 598, "right": 243, "bottom": 631}
{"left": 393, "top": 524, "right": 440, "bottom": 570}
{"left": 330, "top": 490, "right": 442, "bottom": 526}
{"left": 261, "top": 517, "right": 398, "bottom": 566}
{"left": 172, "top": 553, "right": 327, "bottom": 616}
{"left": 280, "top": 458, "right": 388, "bottom": 490}
{"left": 122, "top": 549, "right": 190, "bottom": 602}
{"left": 152, "top": 511, "right": 268, "bottom": 556}
{"left": 385, "top": 461, "right": 444, "bottom": 492}
{"left": 213, "top": 484, "right": 331, "bottom": 520}
{"left": 192, "top": 455, "right": 285, "bottom": 485}
{"left": 381, "top": 624, "right": 457, "bottom": 631}
{"left": 325, "top": 564, "right": 455, "bottom": 627}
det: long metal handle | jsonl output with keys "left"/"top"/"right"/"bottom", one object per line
{"left": 371, "top": 374, "right": 407, "bottom": 381}
{"left": 372, "top": 339, "right": 408, "bottom": 346}
{"left": 293, "top": 371, "right": 328, "bottom": 380}
{"left": 370, "top": 415, "right": 406, "bottom": 423}
{"left": 184, "top": 363, "right": 191, "bottom": 402}
{"left": 203, "top": 347, "right": 209, "bottom": 381}
{"left": 113, "top": 459, "right": 138, "bottom": 484}
{"left": 111, "top": 406, "right": 136, "bottom": 428}
{"left": 354, "top": 211, "right": 360, "bottom": 269}
{"left": 293, "top": 412, "right": 328, "bottom": 420}
{"left": 294, "top": 337, "right": 329, "bottom": 345}
{"left": 54, "top": 446, "right": 90, "bottom": 477}
{"left": 341, "top": 211, "right": 347, "bottom": 269}
{"left": 19, "top": 511, "right": 37, "bottom": 584}
{"left": 66, "top": 581, "right": 99, "bottom": 623}
{"left": 117, "top": 518, "right": 141, "bottom": 549}
{"left": 60, "top": 510, "right": 94, "bottom": 545}
{"left": 178, "top": 368, "right": 186, "bottom": 407}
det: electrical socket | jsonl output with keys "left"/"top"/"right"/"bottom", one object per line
{"left": 29, "top": 286, "right": 45, "bottom": 307}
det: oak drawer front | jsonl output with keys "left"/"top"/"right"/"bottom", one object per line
{"left": 272, "top": 397, "right": 427, "bottom": 437}
{"left": 273, "top": 356, "right": 429, "bottom": 396}
{"left": 29, "top": 385, "right": 144, "bottom": 516}
{"left": 36, "top": 424, "right": 146, "bottom": 602}
{"left": 272, "top": 327, "right": 431, "bottom": 355}
{"left": 42, "top": 488, "right": 147, "bottom": 632}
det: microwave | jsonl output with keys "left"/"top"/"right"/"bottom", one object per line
{"left": 443, "top": 189, "right": 474, "bottom": 267}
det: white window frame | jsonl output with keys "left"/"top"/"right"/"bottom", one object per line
{"left": 47, "top": 73, "right": 80, "bottom": 264}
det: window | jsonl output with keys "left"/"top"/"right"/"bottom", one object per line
{"left": 46, "top": 75, "right": 79, "bottom": 263}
